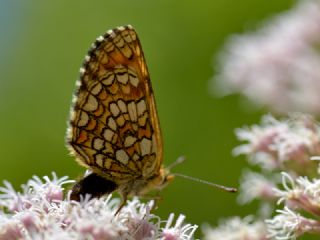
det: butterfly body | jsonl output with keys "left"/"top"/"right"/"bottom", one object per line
{"left": 66, "top": 25, "right": 173, "bottom": 208}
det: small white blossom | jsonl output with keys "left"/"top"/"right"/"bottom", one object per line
{"left": 0, "top": 173, "right": 198, "bottom": 240}
{"left": 266, "top": 206, "right": 320, "bottom": 239}
{"left": 231, "top": 114, "right": 320, "bottom": 238}
{"left": 274, "top": 172, "right": 320, "bottom": 216}
{"left": 210, "top": 0, "right": 320, "bottom": 114}
{"left": 161, "top": 214, "right": 198, "bottom": 240}
{"left": 238, "top": 171, "right": 277, "bottom": 205}
{"left": 234, "top": 114, "right": 320, "bottom": 175}
{"left": 266, "top": 172, "right": 320, "bottom": 238}
{"left": 202, "top": 216, "right": 268, "bottom": 240}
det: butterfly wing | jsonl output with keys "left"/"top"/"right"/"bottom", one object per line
{"left": 66, "top": 25, "right": 163, "bottom": 185}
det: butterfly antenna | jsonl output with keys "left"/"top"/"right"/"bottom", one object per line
{"left": 173, "top": 173, "right": 237, "bottom": 193}
{"left": 167, "top": 156, "right": 237, "bottom": 192}
{"left": 166, "top": 156, "right": 186, "bottom": 170}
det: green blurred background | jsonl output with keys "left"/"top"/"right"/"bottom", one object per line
{"left": 0, "top": 0, "right": 294, "bottom": 233}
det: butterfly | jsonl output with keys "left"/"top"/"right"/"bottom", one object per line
{"left": 66, "top": 25, "right": 173, "bottom": 213}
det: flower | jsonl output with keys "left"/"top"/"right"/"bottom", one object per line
{"left": 228, "top": 114, "right": 320, "bottom": 239}
{"left": 238, "top": 170, "right": 277, "bottom": 205}
{"left": 265, "top": 172, "right": 320, "bottom": 239}
{"left": 161, "top": 214, "right": 198, "bottom": 240}
{"left": 0, "top": 173, "right": 197, "bottom": 240}
{"left": 202, "top": 216, "right": 268, "bottom": 240}
{"left": 210, "top": 0, "right": 320, "bottom": 114}
{"left": 266, "top": 206, "right": 320, "bottom": 239}
{"left": 234, "top": 114, "right": 320, "bottom": 175}
{"left": 274, "top": 172, "right": 320, "bottom": 216}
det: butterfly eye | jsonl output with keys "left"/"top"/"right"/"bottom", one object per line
{"left": 163, "top": 174, "right": 175, "bottom": 186}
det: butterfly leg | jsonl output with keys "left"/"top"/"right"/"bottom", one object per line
{"left": 114, "top": 193, "right": 128, "bottom": 216}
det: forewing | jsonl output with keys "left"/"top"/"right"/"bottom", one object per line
{"left": 66, "top": 25, "right": 163, "bottom": 183}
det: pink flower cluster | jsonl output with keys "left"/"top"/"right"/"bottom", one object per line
{"left": 266, "top": 173, "right": 320, "bottom": 239}
{"left": 204, "top": 114, "right": 320, "bottom": 239}
{"left": 211, "top": 0, "right": 320, "bottom": 114}
{"left": 203, "top": 216, "right": 268, "bottom": 240}
{"left": 234, "top": 114, "right": 320, "bottom": 175}
{"left": 205, "top": 0, "right": 320, "bottom": 238}
{"left": 0, "top": 173, "right": 197, "bottom": 240}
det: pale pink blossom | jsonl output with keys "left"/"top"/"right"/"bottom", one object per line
{"left": 161, "top": 214, "right": 197, "bottom": 240}
{"left": 266, "top": 206, "right": 320, "bottom": 239}
{"left": 202, "top": 216, "right": 268, "bottom": 240}
{"left": 274, "top": 172, "right": 320, "bottom": 216}
{"left": 234, "top": 114, "right": 320, "bottom": 175}
{"left": 211, "top": 0, "right": 320, "bottom": 114}
{"left": 0, "top": 173, "right": 197, "bottom": 240}
{"left": 238, "top": 171, "right": 278, "bottom": 205}
{"left": 230, "top": 114, "right": 320, "bottom": 239}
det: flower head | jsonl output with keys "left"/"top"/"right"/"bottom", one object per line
{"left": 274, "top": 172, "right": 320, "bottom": 216}
{"left": 234, "top": 114, "right": 320, "bottom": 175}
{"left": 238, "top": 170, "right": 278, "bottom": 205}
{"left": 230, "top": 114, "right": 320, "bottom": 239}
{"left": 211, "top": 0, "right": 320, "bottom": 114}
{"left": 202, "top": 216, "right": 268, "bottom": 240}
{"left": 266, "top": 206, "right": 320, "bottom": 239}
{"left": 161, "top": 214, "right": 198, "bottom": 240}
{"left": 0, "top": 173, "right": 197, "bottom": 240}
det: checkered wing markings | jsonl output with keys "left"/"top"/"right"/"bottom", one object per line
{"left": 67, "top": 26, "right": 163, "bottom": 182}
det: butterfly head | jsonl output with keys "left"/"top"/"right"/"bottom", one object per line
{"left": 158, "top": 167, "right": 175, "bottom": 189}
{"left": 139, "top": 167, "right": 174, "bottom": 196}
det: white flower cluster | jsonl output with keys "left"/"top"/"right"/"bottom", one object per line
{"left": 210, "top": 0, "right": 320, "bottom": 114}
{"left": 203, "top": 114, "right": 320, "bottom": 239}
{"left": 205, "top": 0, "right": 320, "bottom": 237}
{"left": 234, "top": 113, "right": 320, "bottom": 210}
{"left": 234, "top": 114, "right": 320, "bottom": 175}
{"left": 203, "top": 216, "right": 268, "bottom": 240}
{"left": 266, "top": 173, "right": 320, "bottom": 239}
{"left": 0, "top": 173, "right": 197, "bottom": 240}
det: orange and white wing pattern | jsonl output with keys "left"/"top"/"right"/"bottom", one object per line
{"left": 66, "top": 25, "right": 163, "bottom": 186}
